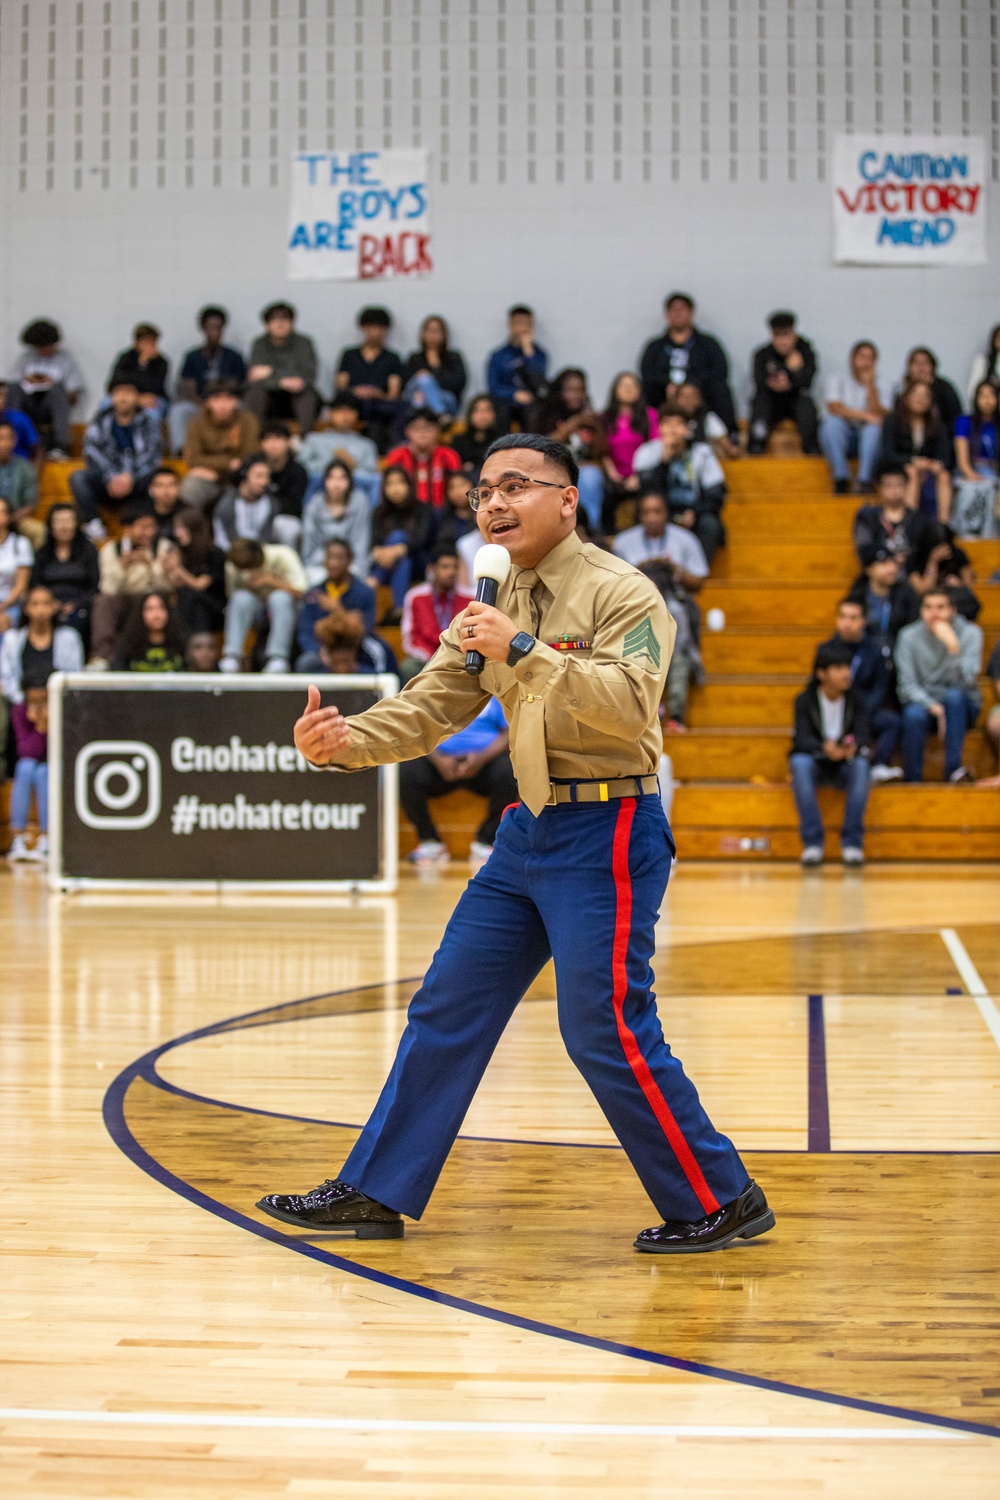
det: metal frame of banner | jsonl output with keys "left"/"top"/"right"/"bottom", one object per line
{"left": 47, "top": 673, "right": 399, "bottom": 894}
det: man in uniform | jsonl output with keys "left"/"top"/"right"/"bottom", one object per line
{"left": 258, "top": 434, "right": 773, "bottom": 1254}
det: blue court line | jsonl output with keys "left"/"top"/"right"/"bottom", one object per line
{"left": 102, "top": 983, "right": 1000, "bottom": 1444}
{"left": 807, "top": 995, "right": 831, "bottom": 1152}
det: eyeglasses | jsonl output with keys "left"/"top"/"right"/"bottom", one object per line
{"left": 468, "top": 475, "right": 566, "bottom": 512}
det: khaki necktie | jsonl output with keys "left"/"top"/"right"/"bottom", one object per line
{"left": 513, "top": 570, "right": 551, "bottom": 816}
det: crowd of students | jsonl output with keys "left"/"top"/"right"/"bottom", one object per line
{"left": 1, "top": 292, "right": 998, "bottom": 864}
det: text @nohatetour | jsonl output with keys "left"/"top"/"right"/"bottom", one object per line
{"left": 170, "top": 794, "right": 367, "bottom": 835}
{"left": 171, "top": 735, "right": 311, "bottom": 774}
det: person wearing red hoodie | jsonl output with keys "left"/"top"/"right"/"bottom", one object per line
{"left": 385, "top": 408, "right": 461, "bottom": 508}
{"left": 399, "top": 543, "right": 473, "bottom": 682}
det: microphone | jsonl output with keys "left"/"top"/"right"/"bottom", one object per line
{"left": 465, "top": 544, "right": 513, "bottom": 675}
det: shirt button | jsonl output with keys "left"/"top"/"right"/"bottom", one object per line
{"left": 570, "top": 699, "right": 579, "bottom": 707}
{"left": 523, "top": 671, "right": 533, "bottom": 680}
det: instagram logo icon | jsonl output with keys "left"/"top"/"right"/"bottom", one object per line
{"left": 75, "top": 741, "right": 162, "bottom": 830}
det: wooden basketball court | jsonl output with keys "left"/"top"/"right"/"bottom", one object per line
{"left": 2, "top": 859, "right": 999, "bottom": 1496}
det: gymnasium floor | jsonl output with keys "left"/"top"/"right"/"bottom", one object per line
{"left": 2, "top": 860, "right": 999, "bottom": 1497}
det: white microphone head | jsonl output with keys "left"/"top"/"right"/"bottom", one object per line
{"left": 473, "top": 543, "right": 513, "bottom": 585}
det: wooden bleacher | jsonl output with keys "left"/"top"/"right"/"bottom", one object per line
{"left": 9, "top": 433, "right": 1000, "bottom": 864}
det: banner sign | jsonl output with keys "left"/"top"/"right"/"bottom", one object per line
{"left": 48, "top": 675, "right": 398, "bottom": 891}
{"left": 287, "top": 149, "right": 431, "bottom": 281}
{"left": 832, "top": 135, "right": 986, "bottom": 266}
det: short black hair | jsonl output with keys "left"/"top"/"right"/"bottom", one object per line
{"left": 121, "top": 502, "right": 154, "bottom": 527}
{"left": 259, "top": 420, "right": 291, "bottom": 440}
{"left": 769, "top": 310, "right": 797, "bottom": 332}
{"left": 262, "top": 301, "right": 295, "bottom": 322}
{"left": 358, "top": 305, "right": 391, "bottom": 328}
{"left": 429, "top": 542, "right": 459, "bottom": 564}
{"left": 837, "top": 596, "right": 864, "bottom": 611}
{"left": 508, "top": 304, "right": 533, "bottom": 319}
{"left": 108, "top": 376, "right": 140, "bottom": 393}
{"left": 150, "top": 466, "right": 178, "bottom": 483}
{"left": 324, "top": 537, "right": 353, "bottom": 560}
{"left": 482, "top": 432, "right": 579, "bottom": 488}
{"left": 665, "top": 291, "right": 694, "bottom": 310}
{"left": 204, "top": 378, "right": 242, "bottom": 397}
{"left": 198, "top": 305, "right": 228, "bottom": 326}
{"left": 814, "top": 641, "right": 854, "bottom": 673}
{"left": 21, "top": 319, "right": 60, "bottom": 347}
{"left": 133, "top": 322, "right": 160, "bottom": 341}
{"left": 858, "top": 542, "right": 894, "bottom": 568}
{"left": 0, "top": 417, "right": 17, "bottom": 434}
{"left": 876, "top": 461, "right": 908, "bottom": 484}
{"left": 404, "top": 407, "right": 439, "bottom": 428}
{"left": 330, "top": 391, "right": 361, "bottom": 412}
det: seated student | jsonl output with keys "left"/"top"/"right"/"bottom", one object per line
{"left": 220, "top": 536, "right": 306, "bottom": 673}
{"left": 400, "top": 544, "right": 474, "bottom": 682}
{"left": 819, "top": 340, "right": 892, "bottom": 494}
{"left": 0, "top": 495, "right": 33, "bottom": 636}
{"left": 185, "top": 631, "right": 220, "bottom": 673}
{"left": 212, "top": 456, "right": 282, "bottom": 551}
{"left": 748, "top": 311, "right": 819, "bottom": 455}
{"left": 532, "top": 368, "right": 608, "bottom": 530}
{"left": 335, "top": 306, "right": 403, "bottom": 451}
{"left": 790, "top": 641, "right": 872, "bottom": 867}
{"left": 298, "top": 601, "right": 396, "bottom": 678}
{"left": 245, "top": 302, "right": 321, "bottom": 433}
{"left": 297, "top": 539, "right": 377, "bottom": 665}
{"left": 486, "top": 304, "right": 548, "bottom": 428}
{"left": 300, "top": 459, "right": 371, "bottom": 586}
{"left": 952, "top": 380, "right": 1000, "bottom": 538}
{"left": 385, "top": 408, "right": 462, "bottom": 509}
{"left": 665, "top": 381, "right": 734, "bottom": 454}
{"left": 632, "top": 408, "right": 727, "bottom": 561}
{"left": 880, "top": 380, "right": 953, "bottom": 523}
{"left": 29, "top": 503, "right": 100, "bottom": 645}
{"left": 1, "top": 581, "right": 84, "bottom": 705}
{"left": 107, "top": 323, "right": 170, "bottom": 417}
{"left": 0, "top": 418, "right": 38, "bottom": 530}
{"left": 179, "top": 380, "right": 260, "bottom": 509}
{"left": 816, "top": 598, "right": 901, "bottom": 783}
{"left": 435, "top": 470, "right": 478, "bottom": 562}
{"left": 169, "top": 305, "right": 248, "bottom": 454}
{"left": 601, "top": 372, "right": 659, "bottom": 498}
{"left": 70, "top": 378, "right": 162, "bottom": 539}
{"left": 399, "top": 696, "right": 518, "bottom": 869}
{"left": 297, "top": 393, "right": 380, "bottom": 507}
{"left": 112, "top": 591, "right": 186, "bottom": 673}
{"left": 851, "top": 461, "right": 939, "bottom": 587}
{"left": 451, "top": 393, "right": 502, "bottom": 480}
{"left": 983, "top": 637, "right": 1000, "bottom": 780}
{"left": 638, "top": 292, "right": 740, "bottom": 443}
{"left": 146, "top": 466, "right": 183, "bottom": 543}
{"left": 88, "top": 505, "right": 171, "bottom": 668}
{"left": 0, "top": 381, "right": 39, "bottom": 461}
{"left": 848, "top": 544, "right": 921, "bottom": 655}
{"left": 259, "top": 420, "right": 309, "bottom": 534}
{"left": 895, "top": 588, "right": 983, "bottom": 783}
{"left": 966, "top": 324, "right": 1000, "bottom": 403}
{"left": 160, "top": 505, "right": 227, "bottom": 637}
{"left": 400, "top": 315, "right": 468, "bottom": 419}
{"left": 909, "top": 526, "right": 981, "bottom": 622}
{"left": 898, "top": 347, "right": 963, "bottom": 442}
{"left": 367, "top": 465, "right": 436, "bottom": 616}
{"left": 6, "top": 320, "right": 83, "bottom": 460}
{"left": 612, "top": 489, "right": 709, "bottom": 588}
{"left": 637, "top": 557, "right": 701, "bottom": 733}
{"left": 5, "top": 684, "right": 51, "bottom": 864}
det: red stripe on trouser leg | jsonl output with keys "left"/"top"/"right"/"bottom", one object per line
{"left": 610, "top": 799, "right": 721, "bottom": 1216}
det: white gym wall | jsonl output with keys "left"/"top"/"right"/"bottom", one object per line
{"left": 0, "top": 0, "right": 996, "bottom": 413}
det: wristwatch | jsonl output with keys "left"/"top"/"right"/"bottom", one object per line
{"left": 506, "top": 631, "right": 536, "bottom": 668}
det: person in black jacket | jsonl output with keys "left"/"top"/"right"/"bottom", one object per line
{"left": 879, "top": 380, "right": 953, "bottom": 522}
{"left": 29, "top": 502, "right": 100, "bottom": 646}
{"left": 106, "top": 323, "right": 170, "bottom": 417}
{"left": 847, "top": 545, "right": 921, "bottom": 646}
{"left": 638, "top": 293, "right": 739, "bottom": 442}
{"left": 815, "top": 597, "right": 902, "bottom": 782}
{"left": 790, "top": 641, "right": 872, "bottom": 867}
{"left": 748, "top": 311, "right": 819, "bottom": 455}
{"left": 851, "top": 461, "right": 939, "bottom": 577}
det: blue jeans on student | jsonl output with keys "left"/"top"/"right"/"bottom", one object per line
{"left": 790, "top": 752, "right": 870, "bottom": 850}
{"left": 901, "top": 690, "right": 981, "bottom": 781}
{"left": 369, "top": 527, "right": 413, "bottom": 609}
{"left": 11, "top": 757, "right": 48, "bottom": 833}
{"left": 819, "top": 415, "right": 882, "bottom": 485}
{"left": 223, "top": 588, "right": 296, "bottom": 666}
{"left": 871, "top": 706, "right": 901, "bottom": 767}
{"left": 402, "top": 370, "right": 459, "bottom": 418}
{"left": 575, "top": 462, "right": 605, "bottom": 530}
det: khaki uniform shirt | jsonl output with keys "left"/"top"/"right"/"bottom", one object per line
{"left": 324, "top": 530, "right": 674, "bottom": 811}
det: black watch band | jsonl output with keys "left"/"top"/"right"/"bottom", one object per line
{"left": 506, "top": 631, "right": 536, "bottom": 668}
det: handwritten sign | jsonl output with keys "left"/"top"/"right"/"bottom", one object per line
{"left": 832, "top": 135, "right": 986, "bottom": 266}
{"left": 287, "top": 149, "right": 431, "bottom": 282}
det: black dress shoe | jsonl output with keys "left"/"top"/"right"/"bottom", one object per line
{"left": 256, "top": 1178, "right": 404, "bottom": 1239}
{"left": 634, "top": 1179, "right": 774, "bottom": 1254}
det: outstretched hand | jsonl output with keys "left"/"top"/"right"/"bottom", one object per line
{"left": 294, "top": 683, "right": 351, "bottom": 766}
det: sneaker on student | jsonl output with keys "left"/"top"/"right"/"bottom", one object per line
{"left": 85, "top": 656, "right": 109, "bottom": 672}
{"left": 408, "top": 840, "right": 450, "bottom": 866}
{"left": 6, "top": 834, "right": 31, "bottom": 863}
{"left": 263, "top": 657, "right": 288, "bottom": 673}
{"left": 841, "top": 846, "right": 865, "bottom": 866}
{"left": 218, "top": 655, "right": 240, "bottom": 673}
{"left": 800, "top": 845, "right": 824, "bottom": 867}
{"left": 468, "top": 839, "right": 493, "bottom": 869}
{"left": 869, "top": 764, "right": 903, "bottom": 784}
{"left": 949, "top": 766, "right": 975, "bottom": 784}
{"left": 23, "top": 835, "right": 49, "bottom": 864}
{"left": 46, "top": 447, "right": 68, "bottom": 463}
{"left": 83, "top": 517, "right": 107, "bottom": 543}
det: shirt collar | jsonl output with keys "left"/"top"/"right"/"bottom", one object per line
{"left": 518, "top": 528, "right": 583, "bottom": 593}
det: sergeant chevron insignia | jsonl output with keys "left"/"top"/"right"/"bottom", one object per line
{"left": 622, "top": 616, "right": 661, "bottom": 669}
